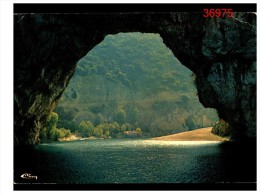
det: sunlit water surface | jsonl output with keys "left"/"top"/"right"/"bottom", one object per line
{"left": 14, "top": 139, "right": 256, "bottom": 184}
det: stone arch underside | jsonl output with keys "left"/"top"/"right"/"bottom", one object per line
{"left": 14, "top": 13, "right": 256, "bottom": 146}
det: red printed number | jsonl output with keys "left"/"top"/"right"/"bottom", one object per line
{"left": 203, "top": 9, "right": 234, "bottom": 18}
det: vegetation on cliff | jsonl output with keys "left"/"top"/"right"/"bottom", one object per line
{"left": 49, "top": 32, "right": 219, "bottom": 140}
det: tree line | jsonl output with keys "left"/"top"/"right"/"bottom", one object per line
{"left": 40, "top": 111, "right": 142, "bottom": 142}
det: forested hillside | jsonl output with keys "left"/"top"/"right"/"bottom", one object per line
{"left": 55, "top": 33, "right": 218, "bottom": 137}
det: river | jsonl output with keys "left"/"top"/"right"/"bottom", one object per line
{"left": 14, "top": 139, "right": 256, "bottom": 189}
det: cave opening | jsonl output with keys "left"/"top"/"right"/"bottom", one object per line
{"left": 13, "top": 12, "right": 256, "bottom": 147}
{"left": 13, "top": 11, "right": 256, "bottom": 186}
{"left": 45, "top": 32, "right": 220, "bottom": 142}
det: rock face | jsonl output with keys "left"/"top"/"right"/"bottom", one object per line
{"left": 14, "top": 12, "right": 256, "bottom": 146}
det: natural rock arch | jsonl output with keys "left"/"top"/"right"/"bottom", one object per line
{"left": 14, "top": 12, "right": 256, "bottom": 146}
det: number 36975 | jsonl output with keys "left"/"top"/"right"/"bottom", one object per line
{"left": 203, "top": 9, "right": 234, "bottom": 18}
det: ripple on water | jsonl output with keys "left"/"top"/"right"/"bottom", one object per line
{"left": 28, "top": 139, "right": 255, "bottom": 184}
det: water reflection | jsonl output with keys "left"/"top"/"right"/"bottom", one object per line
{"left": 14, "top": 139, "right": 256, "bottom": 184}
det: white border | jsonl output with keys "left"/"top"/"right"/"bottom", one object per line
{"left": 0, "top": 0, "right": 259, "bottom": 194}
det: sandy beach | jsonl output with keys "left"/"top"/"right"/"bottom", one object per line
{"left": 152, "top": 127, "right": 228, "bottom": 141}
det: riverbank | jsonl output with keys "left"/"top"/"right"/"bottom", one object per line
{"left": 58, "top": 127, "right": 228, "bottom": 142}
{"left": 58, "top": 135, "right": 103, "bottom": 141}
{"left": 152, "top": 127, "right": 229, "bottom": 141}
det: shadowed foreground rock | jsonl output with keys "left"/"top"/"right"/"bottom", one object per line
{"left": 14, "top": 12, "right": 256, "bottom": 146}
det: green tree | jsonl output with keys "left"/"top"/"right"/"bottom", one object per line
{"left": 96, "top": 123, "right": 111, "bottom": 138}
{"left": 125, "top": 105, "right": 139, "bottom": 125}
{"left": 57, "top": 120, "right": 78, "bottom": 132}
{"left": 93, "top": 113, "right": 105, "bottom": 126}
{"left": 45, "top": 112, "right": 58, "bottom": 140}
{"left": 79, "top": 121, "right": 94, "bottom": 137}
{"left": 116, "top": 109, "right": 127, "bottom": 124}
{"left": 93, "top": 126, "right": 103, "bottom": 138}
{"left": 40, "top": 112, "right": 71, "bottom": 142}
{"left": 109, "top": 122, "right": 123, "bottom": 138}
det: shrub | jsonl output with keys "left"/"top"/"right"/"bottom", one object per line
{"left": 135, "top": 127, "right": 142, "bottom": 134}
{"left": 58, "top": 128, "right": 71, "bottom": 138}
{"left": 212, "top": 119, "right": 230, "bottom": 137}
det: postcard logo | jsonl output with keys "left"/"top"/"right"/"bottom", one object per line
{"left": 20, "top": 173, "right": 37, "bottom": 180}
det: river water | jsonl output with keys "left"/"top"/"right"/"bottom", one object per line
{"left": 14, "top": 139, "right": 256, "bottom": 186}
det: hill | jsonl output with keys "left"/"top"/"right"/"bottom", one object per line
{"left": 55, "top": 32, "right": 218, "bottom": 137}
